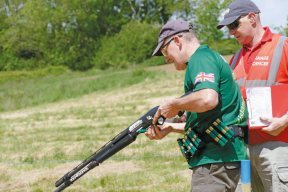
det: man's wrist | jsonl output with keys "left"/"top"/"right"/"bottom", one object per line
{"left": 167, "top": 122, "right": 185, "bottom": 134}
{"left": 173, "top": 98, "right": 182, "bottom": 112}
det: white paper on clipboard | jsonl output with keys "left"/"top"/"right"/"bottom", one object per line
{"left": 246, "top": 87, "right": 273, "bottom": 127}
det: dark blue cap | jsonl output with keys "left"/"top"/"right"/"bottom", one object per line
{"left": 152, "top": 19, "right": 193, "bottom": 56}
{"left": 217, "top": 0, "right": 260, "bottom": 29}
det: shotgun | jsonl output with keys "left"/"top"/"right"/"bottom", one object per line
{"left": 54, "top": 105, "right": 184, "bottom": 192}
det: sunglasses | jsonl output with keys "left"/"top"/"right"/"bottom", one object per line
{"left": 227, "top": 15, "right": 248, "bottom": 30}
{"left": 161, "top": 34, "right": 183, "bottom": 57}
{"left": 161, "top": 38, "right": 174, "bottom": 56}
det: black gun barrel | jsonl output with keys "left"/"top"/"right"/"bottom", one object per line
{"left": 54, "top": 131, "right": 138, "bottom": 191}
{"left": 54, "top": 101, "right": 186, "bottom": 192}
{"left": 54, "top": 125, "right": 135, "bottom": 186}
{"left": 54, "top": 160, "right": 99, "bottom": 192}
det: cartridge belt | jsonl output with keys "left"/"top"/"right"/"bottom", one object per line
{"left": 177, "top": 118, "right": 246, "bottom": 161}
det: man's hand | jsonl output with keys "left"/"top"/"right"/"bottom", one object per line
{"left": 145, "top": 124, "right": 172, "bottom": 140}
{"left": 152, "top": 99, "right": 180, "bottom": 125}
{"left": 260, "top": 115, "right": 288, "bottom": 136}
{"left": 145, "top": 122, "right": 185, "bottom": 140}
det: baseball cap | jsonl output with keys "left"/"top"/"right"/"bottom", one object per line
{"left": 152, "top": 19, "right": 193, "bottom": 56}
{"left": 217, "top": 0, "right": 260, "bottom": 29}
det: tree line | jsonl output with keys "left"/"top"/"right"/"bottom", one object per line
{"left": 0, "top": 0, "right": 287, "bottom": 71}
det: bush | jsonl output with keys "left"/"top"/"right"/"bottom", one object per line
{"left": 0, "top": 1, "right": 99, "bottom": 71}
{"left": 210, "top": 38, "right": 241, "bottom": 55}
{"left": 140, "top": 56, "right": 165, "bottom": 66}
{"left": 92, "top": 21, "right": 161, "bottom": 69}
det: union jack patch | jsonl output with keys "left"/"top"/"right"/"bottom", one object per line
{"left": 195, "top": 72, "right": 215, "bottom": 84}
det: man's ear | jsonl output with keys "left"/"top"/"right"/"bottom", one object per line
{"left": 248, "top": 12, "right": 257, "bottom": 24}
{"left": 173, "top": 36, "right": 182, "bottom": 46}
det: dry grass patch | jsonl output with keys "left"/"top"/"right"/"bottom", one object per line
{"left": 0, "top": 67, "right": 191, "bottom": 192}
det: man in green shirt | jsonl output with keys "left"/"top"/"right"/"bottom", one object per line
{"left": 145, "top": 19, "right": 248, "bottom": 192}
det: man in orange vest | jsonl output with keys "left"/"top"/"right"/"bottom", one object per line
{"left": 217, "top": 0, "right": 288, "bottom": 191}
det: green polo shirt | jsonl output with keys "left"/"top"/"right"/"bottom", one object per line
{"left": 184, "top": 45, "right": 248, "bottom": 168}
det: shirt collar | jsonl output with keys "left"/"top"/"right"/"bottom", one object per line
{"left": 243, "top": 27, "right": 273, "bottom": 51}
{"left": 261, "top": 27, "right": 273, "bottom": 43}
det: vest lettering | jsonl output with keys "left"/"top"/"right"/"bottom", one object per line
{"left": 255, "top": 56, "right": 269, "bottom": 61}
{"left": 252, "top": 61, "right": 269, "bottom": 66}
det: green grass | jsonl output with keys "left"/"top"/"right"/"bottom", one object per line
{"left": 0, "top": 67, "right": 161, "bottom": 112}
{"left": 0, "top": 65, "right": 190, "bottom": 192}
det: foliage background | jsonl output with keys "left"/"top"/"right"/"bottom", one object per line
{"left": 0, "top": 0, "right": 246, "bottom": 71}
{"left": 1, "top": 0, "right": 287, "bottom": 71}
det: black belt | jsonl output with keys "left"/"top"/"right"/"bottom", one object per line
{"left": 229, "top": 125, "right": 246, "bottom": 138}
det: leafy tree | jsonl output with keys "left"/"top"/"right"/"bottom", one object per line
{"left": 0, "top": 1, "right": 50, "bottom": 70}
{"left": 122, "top": 0, "right": 192, "bottom": 24}
{"left": 0, "top": 0, "right": 100, "bottom": 70}
{"left": 45, "top": 0, "right": 99, "bottom": 70}
{"left": 93, "top": 21, "right": 160, "bottom": 69}
{"left": 194, "top": 0, "right": 232, "bottom": 44}
{"left": 0, "top": 0, "right": 236, "bottom": 71}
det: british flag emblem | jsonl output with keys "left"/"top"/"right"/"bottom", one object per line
{"left": 195, "top": 72, "right": 215, "bottom": 84}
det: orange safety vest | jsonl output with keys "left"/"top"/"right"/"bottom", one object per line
{"left": 231, "top": 34, "right": 288, "bottom": 144}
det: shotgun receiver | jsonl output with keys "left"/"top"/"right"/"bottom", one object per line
{"left": 54, "top": 105, "right": 183, "bottom": 192}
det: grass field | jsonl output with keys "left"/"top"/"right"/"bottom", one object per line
{"left": 0, "top": 64, "right": 192, "bottom": 192}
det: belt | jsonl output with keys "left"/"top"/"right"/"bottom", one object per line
{"left": 229, "top": 125, "right": 246, "bottom": 138}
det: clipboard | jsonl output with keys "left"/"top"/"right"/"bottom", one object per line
{"left": 246, "top": 84, "right": 288, "bottom": 129}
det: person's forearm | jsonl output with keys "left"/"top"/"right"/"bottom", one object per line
{"left": 164, "top": 122, "right": 185, "bottom": 134}
{"left": 172, "top": 89, "right": 218, "bottom": 113}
